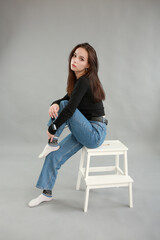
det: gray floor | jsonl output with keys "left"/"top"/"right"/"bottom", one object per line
{"left": 0, "top": 141, "right": 160, "bottom": 240}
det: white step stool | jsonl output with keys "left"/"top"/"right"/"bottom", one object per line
{"left": 76, "top": 140, "right": 134, "bottom": 212}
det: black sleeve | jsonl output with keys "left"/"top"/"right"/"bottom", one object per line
{"left": 48, "top": 77, "right": 89, "bottom": 134}
{"left": 51, "top": 94, "right": 70, "bottom": 106}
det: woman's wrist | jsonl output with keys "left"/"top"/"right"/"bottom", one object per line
{"left": 48, "top": 124, "right": 57, "bottom": 135}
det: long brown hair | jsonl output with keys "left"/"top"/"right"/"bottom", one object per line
{"left": 67, "top": 43, "right": 105, "bottom": 102}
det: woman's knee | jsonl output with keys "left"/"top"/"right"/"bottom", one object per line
{"left": 59, "top": 100, "right": 69, "bottom": 108}
{"left": 58, "top": 100, "right": 69, "bottom": 112}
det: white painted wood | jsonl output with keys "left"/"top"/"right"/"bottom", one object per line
{"left": 85, "top": 154, "right": 90, "bottom": 179}
{"left": 84, "top": 187, "right": 90, "bottom": 212}
{"left": 76, "top": 148, "right": 85, "bottom": 190}
{"left": 85, "top": 175, "right": 133, "bottom": 186}
{"left": 82, "top": 166, "right": 117, "bottom": 174}
{"left": 115, "top": 155, "right": 119, "bottom": 174}
{"left": 124, "top": 151, "right": 128, "bottom": 176}
{"left": 76, "top": 140, "right": 134, "bottom": 212}
{"left": 84, "top": 140, "right": 128, "bottom": 153}
{"left": 116, "top": 167, "right": 124, "bottom": 175}
{"left": 129, "top": 182, "right": 133, "bottom": 208}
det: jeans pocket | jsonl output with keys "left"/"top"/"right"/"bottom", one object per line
{"left": 90, "top": 122, "right": 107, "bottom": 147}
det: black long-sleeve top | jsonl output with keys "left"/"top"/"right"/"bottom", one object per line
{"left": 48, "top": 76, "right": 105, "bottom": 134}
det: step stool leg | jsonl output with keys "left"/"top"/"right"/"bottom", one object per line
{"left": 115, "top": 155, "right": 119, "bottom": 174}
{"left": 129, "top": 182, "right": 133, "bottom": 208}
{"left": 124, "top": 151, "right": 128, "bottom": 176}
{"left": 76, "top": 148, "right": 85, "bottom": 190}
{"left": 84, "top": 187, "right": 90, "bottom": 212}
{"left": 76, "top": 172, "right": 82, "bottom": 190}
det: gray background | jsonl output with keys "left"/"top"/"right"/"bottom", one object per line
{"left": 0, "top": 0, "right": 160, "bottom": 240}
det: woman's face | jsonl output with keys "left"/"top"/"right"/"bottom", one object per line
{"left": 71, "top": 47, "right": 90, "bottom": 78}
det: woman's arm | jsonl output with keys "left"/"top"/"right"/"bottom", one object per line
{"left": 49, "top": 94, "right": 70, "bottom": 119}
{"left": 48, "top": 77, "right": 89, "bottom": 134}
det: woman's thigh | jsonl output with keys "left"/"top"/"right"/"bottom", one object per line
{"left": 49, "top": 100, "right": 106, "bottom": 148}
{"left": 68, "top": 109, "right": 107, "bottom": 148}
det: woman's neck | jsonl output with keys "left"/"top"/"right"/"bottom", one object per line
{"left": 75, "top": 70, "right": 85, "bottom": 79}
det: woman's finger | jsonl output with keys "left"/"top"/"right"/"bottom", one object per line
{"left": 49, "top": 104, "right": 59, "bottom": 118}
{"left": 50, "top": 136, "right": 54, "bottom": 142}
{"left": 53, "top": 111, "right": 58, "bottom": 119}
{"left": 49, "top": 109, "right": 52, "bottom": 118}
{"left": 50, "top": 110, "right": 55, "bottom": 118}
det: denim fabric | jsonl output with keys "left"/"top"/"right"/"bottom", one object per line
{"left": 36, "top": 100, "right": 107, "bottom": 190}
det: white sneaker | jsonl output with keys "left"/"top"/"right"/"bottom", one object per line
{"left": 28, "top": 194, "right": 53, "bottom": 207}
{"left": 38, "top": 144, "right": 60, "bottom": 159}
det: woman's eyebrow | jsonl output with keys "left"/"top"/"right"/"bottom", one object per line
{"left": 79, "top": 55, "right": 85, "bottom": 59}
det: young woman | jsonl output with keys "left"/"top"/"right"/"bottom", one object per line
{"left": 28, "top": 43, "right": 108, "bottom": 207}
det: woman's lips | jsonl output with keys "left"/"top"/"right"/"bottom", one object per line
{"left": 72, "top": 64, "right": 76, "bottom": 68}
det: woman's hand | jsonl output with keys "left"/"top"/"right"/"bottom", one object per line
{"left": 49, "top": 104, "right": 59, "bottom": 118}
{"left": 47, "top": 130, "right": 54, "bottom": 142}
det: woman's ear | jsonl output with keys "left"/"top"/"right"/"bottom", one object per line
{"left": 87, "top": 63, "right": 90, "bottom": 69}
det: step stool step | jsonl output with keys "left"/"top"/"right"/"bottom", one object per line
{"left": 85, "top": 175, "right": 133, "bottom": 186}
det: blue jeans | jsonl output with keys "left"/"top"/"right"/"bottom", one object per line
{"left": 36, "top": 100, "right": 107, "bottom": 190}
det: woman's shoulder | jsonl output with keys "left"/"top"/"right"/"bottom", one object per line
{"left": 77, "top": 76, "right": 90, "bottom": 87}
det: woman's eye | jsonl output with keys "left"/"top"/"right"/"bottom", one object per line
{"left": 80, "top": 58, "right": 84, "bottom": 61}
